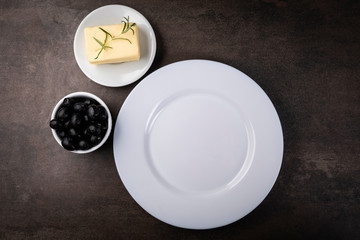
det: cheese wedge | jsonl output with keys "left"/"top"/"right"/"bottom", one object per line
{"left": 84, "top": 23, "right": 140, "bottom": 64}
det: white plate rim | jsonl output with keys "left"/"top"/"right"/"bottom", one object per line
{"left": 113, "top": 59, "right": 284, "bottom": 229}
{"left": 73, "top": 4, "right": 157, "bottom": 87}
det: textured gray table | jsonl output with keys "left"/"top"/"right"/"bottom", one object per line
{"left": 1, "top": 0, "right": 359, "bottom": 239}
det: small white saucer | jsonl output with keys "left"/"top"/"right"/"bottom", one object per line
{"left": 73, "top": 5, "right": 156, "bottom": 87}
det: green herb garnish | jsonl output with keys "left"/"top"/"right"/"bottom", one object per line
{"left": 93, "top": 16, "right": 136, "bottom": 59}
{"left": 121, "top": 16, "right": 136, "bottom": 35}
{"left": 93, "top": 33, "right": 112, "bottom": 60}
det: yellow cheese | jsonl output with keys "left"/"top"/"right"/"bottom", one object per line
{"left": 84, "top": 23, "right": 140, "bottom": 64}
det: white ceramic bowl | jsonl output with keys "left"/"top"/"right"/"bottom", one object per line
{"left": 50, "top": 92, "right": 112, "bottom": 154}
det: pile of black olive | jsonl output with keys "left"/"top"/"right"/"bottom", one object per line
{"left": 49, "top": 97, "right": 109, "bottom": 151}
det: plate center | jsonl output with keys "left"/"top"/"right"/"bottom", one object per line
{"left": 145, "top": 91, "right": 249, "bottom": 193}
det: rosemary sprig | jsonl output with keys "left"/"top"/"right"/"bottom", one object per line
{"left": 99, "top": 27, "right": 112, "bottom": 37}
{"left": 112, "top": 37, "right": 132, "bottom": 44}
{"left": 121, "top": 16, "right": 136, "bottom": 35}
{"left": 93, "top": 17, "right": 136, "bottom": 59}
{"left": 93, "top": 32, "right": 112, "bottom": 59}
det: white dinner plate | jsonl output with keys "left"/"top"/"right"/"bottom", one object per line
{"left": 113, "top": 60, "right": 283, "bottom": 229}
{"left": 73, "top": 5, "right": 156, "bottom": 87}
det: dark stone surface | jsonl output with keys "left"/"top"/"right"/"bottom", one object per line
{"left": 1, "top": 0, "right": 359, "bottom": 239}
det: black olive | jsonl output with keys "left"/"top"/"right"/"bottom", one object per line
{"left": 62, "top": 98, "right": 74, "bottom": 108}
{"left": 87, "top": 124, "right": 96, "bottom": 134}
{"left": 99, "top": 113, "right": 107, "bottom": 121}
{"left": 56, "top": 129, "right": 66, "bottom": 139}
{"left": 70, "top": 113, "right": 83, "bottom": 128}
{"left": 87, "top": 104, "right": 100, "bottom": 120}
{"left": 73, "top": 102, "right": 86, "bottom": 113}
{"left": 78, "top": 140, "right": 90, "bottom": 150}
{"left": 62, "top": 137, "right": 76, "bottom": 151}
{"left": 83, "top": 115, "right": 89, "bottom": 122}
{"left": 83, "top": 98, "right": 96, "bottom": 106}
{"left": 97, "top": 106, "right": 107, "bottom": 121}
{"left": 64, "top": 120, "right": 71, "bottom": 129}
{"left": 56, "top": 107, "right": 70, "bottom": 121}
{"left": 99, "top": 121, "right": 108, "bottom": 131}
{"left": 90, "top": 135, "right": 102, "bottom": 145}
{"left": 68, "top": 128, "right": 80, "bottom": 138}
{"left": 83, "top": 128, "right": 90, "bottom": 137}
{"left": 49, "top": 119, "right": 63, "bottom": 129}
{"left": 95, "top": 123, "right": 104, "bottom": 135}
